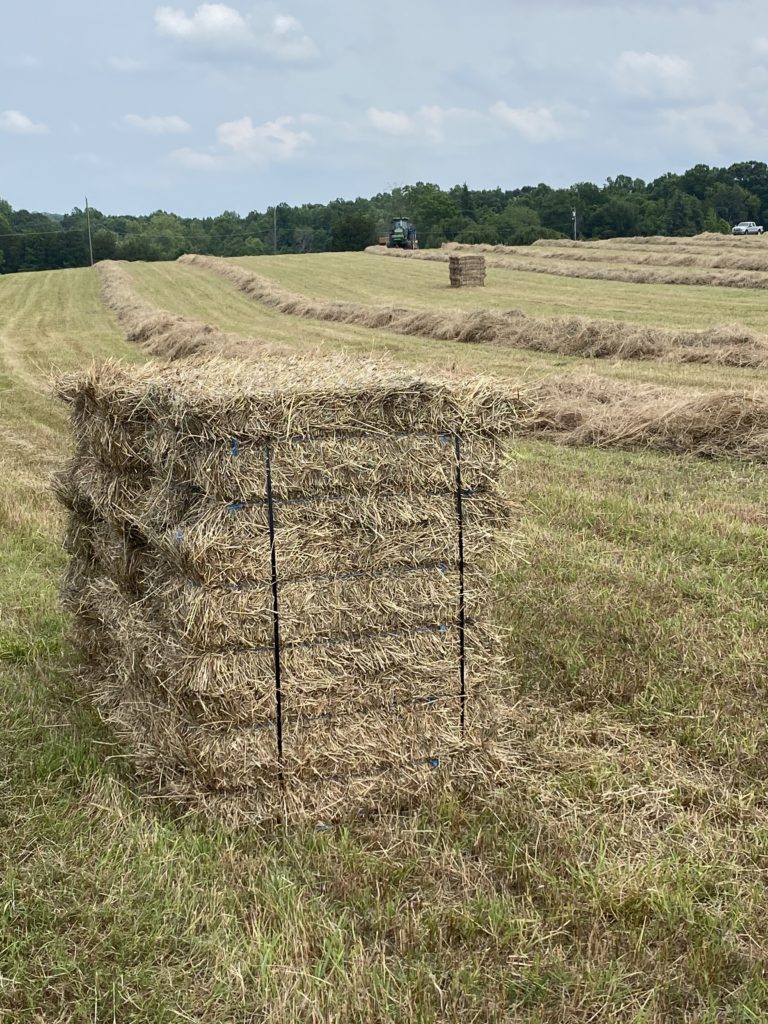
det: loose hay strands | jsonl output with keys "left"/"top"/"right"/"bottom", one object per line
{"left": 56, "top": 356, "right": 530, "bottom": 451}
{"left": 60, "top": 356, "right": 768, "bottom": 466}
{"left": 95, "top": 250, "right": 768, "bottom": 416}
{"left": 90, "top": 255, "right": 768, "bottom": 464}
{"left": 534, "top": 231, "right": 768, "bottom": 249}
{"left": 355, "top": 250, "right": 768, "bottom": 367}
{"left": 439, "top": 241, "right": 768, "bottom": 289}
{"left": 96, "top": 259, "right": 288, "bottom": 361}
{"left": 477, "top": 241, "right": 768, "bottom": 273}
{"left": 530, "top": 373, "right": 768, "bottom": 459}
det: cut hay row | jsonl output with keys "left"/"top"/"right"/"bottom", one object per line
{"left": 184, "top": 253, "right": 768, "bottom": 369}
{"left": 440, "top": 243, "right": 768, "bottom": 290}
{"left": 534, "top": 232, "right": 768, "bottom": 249}
{"left": 96, "top": 259, "right": 285, "bottom": 361}
{"left": 94, "top": 255, "right": 768, "bottom": 464}
{"left": 466, "top": 242, "right": 768, "bottom": 274}
{"left": 533, "top": 239, "right": 768, "bottom": 262}
{"left": 528, "top": 373, "right": 768, "bottom": 461}
{"left": 55, "top": 355, "right": 517, "bottom": 822}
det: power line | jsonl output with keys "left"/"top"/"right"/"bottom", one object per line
{"left": 0, "top": 226, "right": 88, "bottom": 240}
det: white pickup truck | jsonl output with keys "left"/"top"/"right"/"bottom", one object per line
{"left": 732, "top": 221, "right": 764, "bottom": 235}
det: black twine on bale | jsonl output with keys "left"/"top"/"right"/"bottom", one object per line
{"left": 454, "top": 435, "right": 467, "bottom": 736}
{"left": 264, "top": 443, "right": 284, "bottom": 781}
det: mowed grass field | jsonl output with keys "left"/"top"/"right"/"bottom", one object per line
{"left": 436, "top": 235, "right": 768, "bottom": 290}
{"left": 231, "top": 250, "right": 768, "bottom": 329}
{"left": 2, "top": 252, "right": 768, "bottom": 1022}
{"left": 127, "top": 258, "right": 768, "bottom": 392}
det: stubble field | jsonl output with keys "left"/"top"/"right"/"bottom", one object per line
{"left": 1, "top": 240, "right": 768, "bottom": 1023}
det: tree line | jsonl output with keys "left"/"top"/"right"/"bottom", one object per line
{"left": 2, "top": 160, "right": 767, "bottom": 274}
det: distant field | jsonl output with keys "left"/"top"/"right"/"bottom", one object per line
{"left": 435, "top": 235, "right": 768, "bottom": 290}
{"left": 229, "top": 251, "right": 768, "bottom": 329}
{"left": 126, "top": 259, "right": 768, "bottom": 392}
{"left": 3, "top": 259, "right": 768, "bottom": 1021}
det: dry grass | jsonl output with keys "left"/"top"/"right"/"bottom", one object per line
{"left": 504, "top": 241, "right": 768, "bottom": 273}
{"left": 186, "top": 253, "right": 768, "bottom": 369}
{"left": 97, "top": 258, "right": 289, "bottom": 361}
{"left": 93, "top": 254, "right": 768, "bottom": 464}
{"left": 54, "top": 355, "right": 516, "bottom": 822}
{"left": 389, "top": 241, "right": 768, "bottom": 290}
{"left": 535, "top": 231, "right": 768, "bottom": 248}
{"left": 228, "top": 252, "right": 768, "bottom": 341}
{"left": 449, "top": 254, "right": 486, "bottom": 288}
{"left": 4, "top": 264, "right": 768, "bottom": 1020}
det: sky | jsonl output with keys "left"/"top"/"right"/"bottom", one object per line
{"left": 1, "top": 0, "right": 767, "bottom": 217}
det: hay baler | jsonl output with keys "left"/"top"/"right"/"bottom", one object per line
{"left": 387, "top": 217, "right": 418, "bottom": 250}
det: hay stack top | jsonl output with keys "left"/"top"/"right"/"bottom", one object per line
{"left": 56, "top": 355, "right": 523, "bottom": 441}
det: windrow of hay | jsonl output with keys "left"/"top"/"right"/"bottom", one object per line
{"left": 192, "top": 250, "right": 768, "bottom": 369}
{"left": 54, "top": 354, "right": 519, "bottom": 823}
{"left": 469, "top": 241, "right": 768, "bottom": 273}
{"left": 439, "top": 242, "right": 768, "bottom": 290}
{"left": 96, "top": 259, "right": 286, "bottom": 361}
{"left": 94, "top": 254, "right": 768, "bottom": 463}
{"left": 529, "top": 373, "right": 768, "bottom": 460}
{"left": 449, "top": 253, "right": 486, "bottom": 288}
{"left": 535, "top": 232, "right": 768, "bottom": 249}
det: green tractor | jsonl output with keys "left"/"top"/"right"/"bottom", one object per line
{"left": 387, "top": 217, "right": 418, "bottom": 250}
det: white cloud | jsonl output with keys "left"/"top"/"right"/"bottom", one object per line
{"left": 367, "top": 105, "right": 486, "bottom": 143}
{"left": 123, "top": 114, "right": 192, "bottom": 133}
{"left": 170, "top": 147, "right": 221, "bottom": 168}
{"left": 170, "top": 113, "right": 313, "bottom": 169}
{"left": 217, "top": 115, "right": 312, "bottom": 159}
{"left": 266, "top": 13, "right": 317, "bottom": 59}
{"left": 613, "top": 51, "right": 694, "bottom": 98}
{"left": 0, "top": 110, "right": 49, "bottom": 135}
{"left": 155, "top": 3, "right": 247, "bottom": 41}
{"left": 367, "top": 107, "right": 416, "bottom": 136}
{"left": 154, "top": 4, "right": 317, "bottom": 60}
{"left": 419, "top": 105, "right": 481, "bottom": 142}
{"left": 490, "top": 102, "right": 563, "bottom": 141}
{"left": 108, "top": 56, "right": 144, "bottom": 72}
{"left": 274, "top": 14, "right": 300, "bottom": 33}
{"left": 661, "top": 101, "right": 756, "bottom": 152}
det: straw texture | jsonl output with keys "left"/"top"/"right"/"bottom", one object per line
{"left": 94, "top": 260, "right": 768, "bottom": 463}
{"left": 449, "top": 254, "right": 486, "bottom": 288}
{"left": 55, "top": 355, "right": 516, "bottom": 824}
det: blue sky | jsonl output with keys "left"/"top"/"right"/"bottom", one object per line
{"left": 1, "top": 0, "right": 766, "bottom": 216}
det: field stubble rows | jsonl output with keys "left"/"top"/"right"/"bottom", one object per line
{"left": 368, "top": 233, "right": 768, "bottom": 290}
{"left": 1, "top": 253, "right": 768, "bottom": 1021}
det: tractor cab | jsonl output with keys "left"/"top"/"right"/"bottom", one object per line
{"left": 387, "top": 218, "right": 418, "bottom": 250}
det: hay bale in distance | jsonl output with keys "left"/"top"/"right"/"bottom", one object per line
{"left": 55, "top": 355, "right": 516, "bottom": 824}
{"left": 449, "top": 253, "right": 486, "bottom": 288}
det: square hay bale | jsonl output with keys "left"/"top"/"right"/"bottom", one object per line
{"left": 54, "top": 355, "right": 516, "bottom": 824}
{"left": 449, "top": 254, "right": 487, "bottom": 288}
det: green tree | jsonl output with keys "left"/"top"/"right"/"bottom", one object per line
{"left": 92, "top": 229, "right": 118, "bottom": 262}
{"left": 330, "top": 213, "right": 377, "bottom": 251}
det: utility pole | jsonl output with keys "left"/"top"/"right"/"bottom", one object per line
{"left": 273, "top": 205, "right": 277, "bottom": 255}
{"left": 85, "top": 196, "right": 94, "bottom": 266}
{"left": 572, "top": 207, "right": 577, "bottom": 242}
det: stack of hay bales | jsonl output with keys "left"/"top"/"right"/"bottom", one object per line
{"left": 449, "top": 254, "right": 486, "bottom": 288}
{"left": 54, "top": 355, "right": 515, "bottom": 823}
